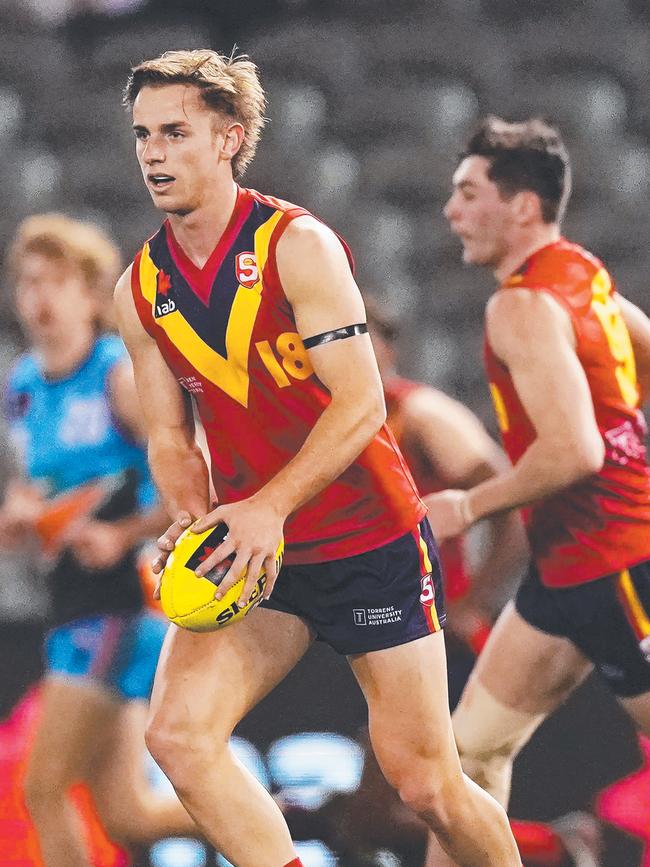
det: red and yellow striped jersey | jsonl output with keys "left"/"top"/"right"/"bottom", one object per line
{"left": 131, "top": 186, "right": 424, "bottom": 564}
{"left": 384, "top": 376, "right": 470, "bottom": 601}
{"left": 484, "top": 238, "right": 650, "bottom": 587}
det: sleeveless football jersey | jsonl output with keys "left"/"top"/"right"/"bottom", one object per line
{"left": 131, "top": 186, "right": 424, "bottom": 564}
{"left": 4, "top": 335, "right": 156, "bottom": 621}
{"left": 5, "top": 335, "right": 154, "bottom": 504}
{"left": 484, "top": 238, "right": 650, "bottom": 587}
{"left": 384, "top": 376, "right": 471, "bottom": 602}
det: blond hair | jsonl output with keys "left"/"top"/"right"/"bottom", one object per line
{"left": 8, "top": 213, "right": 122, "bottom": 331}
{"left": 123, "top": 49, "right": 267, "bottom": 178}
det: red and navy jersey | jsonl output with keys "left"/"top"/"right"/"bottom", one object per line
{"left": 384, "top": 376, "right": 471, "bottom": 601}
{"left": 484, "top": 238, "right": 650, "bottom": 587}
{"left": 131, "top": 186, "right": 425, "bottom": 564}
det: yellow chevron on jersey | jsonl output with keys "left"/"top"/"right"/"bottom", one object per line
{"left": 138, "top": 209, "right": 284, "bottom": 407}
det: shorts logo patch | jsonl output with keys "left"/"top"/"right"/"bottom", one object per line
{"left": 420, "top": 574, "right": 435, "bottom": 605}
{"left": 353, "top": 606, "right": 402, "bottom": 626}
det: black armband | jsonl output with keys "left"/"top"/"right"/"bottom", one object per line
{"left": 302, "top": 323, "right": 368, "bottom": 349}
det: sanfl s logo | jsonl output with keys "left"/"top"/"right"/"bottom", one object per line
{"left": 155, "top": 269, "right": 176, "bottom": 318}
{"left": 420, "top": 574, "right": 435, "bottom": 605}
{"left": 235, "top": 252, "right": 259, "bottom": 289}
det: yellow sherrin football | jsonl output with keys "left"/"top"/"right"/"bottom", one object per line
{"left": 160, "top": 524, "right": 284, "bottom": 632}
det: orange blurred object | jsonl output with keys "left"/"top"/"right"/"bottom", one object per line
{"left": 0, "top": 687, "right": 129, "bottom": 866}
{"left": 34, "top": 483, "right": 106, "bottom": 555}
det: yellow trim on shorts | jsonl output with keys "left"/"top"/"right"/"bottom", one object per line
{"left": 619, "top": 568, "right": 650, "bottom": 638}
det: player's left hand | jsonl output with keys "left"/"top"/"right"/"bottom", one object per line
{"left": 191, "top": 497, "right": 285, "bottom": 607}
{"left": 70, "top": 520, "right": 131, "bottom": 570}
{"left": 424, "top": 489, "right": 474, "bottom": 542}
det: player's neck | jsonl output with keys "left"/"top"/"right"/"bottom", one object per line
{"left": 166, "top": 177, "right": 239, "bottom": 269}
{"left": 37, "top": 328, "right": 95, "bottom": 379}
{"left": 494, "top": 224, "right": 561, "bottom": 284}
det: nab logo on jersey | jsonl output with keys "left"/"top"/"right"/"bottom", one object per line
{"left": 235, "top": 252, "right": 259, "bottom": 289}
{"left": 155, "top": 269, "right": 177, "bottom": 318}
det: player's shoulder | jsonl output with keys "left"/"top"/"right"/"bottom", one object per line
{"left": 6, "top": 352, "right": 39, "bottom": 392}
{"left": 511, "top": 237, "right": 604, "bottom": 293}
{"left": 487, "top": 286, "right": 570, "bottom": 331}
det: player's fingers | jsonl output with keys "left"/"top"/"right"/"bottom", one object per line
{"left": 153, "top": 578, "right": 162, "bottom": 600}
{"left": 157, "top": 511, "right": 194, "bottom": 552}
{"left": 191, "top": 506, "right": 226, "bottom": 535}
{"left": 262, "top": 552, "right": 280, "bottom": 600}
{"left": 238, "top": 552, "right": 265, "bottom": 607}
{"left": 214, "top": 551, "right": 250, "bottom": 601}
{"left": 194, "top": 537, "right": 236, "bottom": 578}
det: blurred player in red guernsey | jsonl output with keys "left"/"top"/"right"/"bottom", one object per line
{"left": 426, "top": 116, "right": 650, "bottom": 866}
{"left": 115, "top": 51, "right": 521, "bottom": 867}
{"left": 365, "top": 296, "right": 526, "bottom": 654}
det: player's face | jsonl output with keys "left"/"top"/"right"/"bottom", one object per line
{"left": 132, "top": 84, "right": 225, "bottom": 215}
{"left": 444, "top": 156, "right": 516, "bottom": 268}
{"left": 14, "top": 253, "right": 95, "bottom": 343}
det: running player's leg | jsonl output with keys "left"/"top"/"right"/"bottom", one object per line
{"left": 23, "top": 676, "right": 121, "bottom": 867}
{"left": 144, "top": 606, "right": 312, "bottom": 867}
{"left": 89, "top": 699, "right": 197, "bottom": 848}
{"left": 453, "top": 601, "right": 593, "bottom": 805}
{"left": 350, "top": 630, "right": 521, "bottom": 867}
{"left": 424, "top": 601, "right": 592, "bottom": 867}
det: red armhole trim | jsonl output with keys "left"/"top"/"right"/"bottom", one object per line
{"left": 130, "top": 250, "right": 158, "bottom": 339}
{"left": 263, "top": 208, "right": 356, "bottom": 299}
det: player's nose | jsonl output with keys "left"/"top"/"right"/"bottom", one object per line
{"left": 142, "top": 138, "right": 165, "bottom": 164}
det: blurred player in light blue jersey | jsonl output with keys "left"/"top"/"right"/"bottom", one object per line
{"left": 0, "top": 214, "right": 196, "bottom": 867}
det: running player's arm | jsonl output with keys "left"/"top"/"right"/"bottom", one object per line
{"left": 114, "top": 265, "right": 211, "bottom": 565}
{"left": 427, "top": 289, "right": 605, "bottom": 540}
{"left": 617, "top": 294, "right": 650, "bottom": 401}
{"left": 403, "top": 388, "right": 527, "bottom": 596}
{"left": 466, "top": 289, "right": 604, "bottom": 520}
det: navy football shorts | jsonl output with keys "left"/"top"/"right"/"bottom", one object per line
{"left": 515, "top": 559, "right": 650, "bottom": 697}
{"left": 261, "top": 518, "right": 446, "bottom": 655}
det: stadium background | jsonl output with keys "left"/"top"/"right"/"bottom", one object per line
{"left": 0, "top": 0, "right": 648, "bottom": 865}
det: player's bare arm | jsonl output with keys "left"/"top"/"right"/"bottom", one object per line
{"left": 192, "top": 216, "right": 386, "bottom": 604}
{"left": 70, "top": 356, "right": 171, "bottom": 570}
{"left": 618, "top": 294, "right": 650, "bottom": 400}
{"left": 114, "top": 266, "right": 211, "bottom": 575}
{"left": 427, "top": 288, "right": 605, "bottom": 541}
{"left": 407, "top": 389, "right": 527, "bottom": 604}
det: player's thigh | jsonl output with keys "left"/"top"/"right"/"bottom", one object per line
{"left": 349, "top": 631, "right": 460, "bottom": 783}
{"left": 470, "top": 601, "right": 592, "bottom": 714}
{"left": 148, "top": 606, "right": 313, "bottom": 738}
{"left": 25, "top": 675, "right": 120, "bottom": 791}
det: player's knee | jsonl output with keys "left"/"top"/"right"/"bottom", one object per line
{"left": 23, "top": 761, "right": 67, "bottom": 814}
{"left": 396, "top": 768, "right": 466, "bottom": 835}
{"left": 453, "top": 681, "right": 544, "bottom": 807}
{"left": 145, "top": 714, "right": 227, "bottom": 793}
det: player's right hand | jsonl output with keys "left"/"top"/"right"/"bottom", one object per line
{"left": 152, "top": 511, "right": 195, "bottom": 598}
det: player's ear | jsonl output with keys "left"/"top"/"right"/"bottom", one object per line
{"left": 219, "top": 121, "right": 245, "bottom": 162}
{"left": 513, "top": 190, "right": 542, "bottom": 226}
